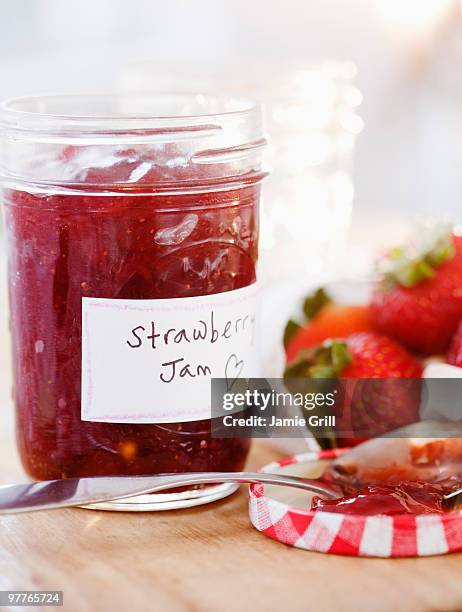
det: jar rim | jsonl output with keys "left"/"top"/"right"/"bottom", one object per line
{"left": 0, "top": 91, "right": 260, "bottom": 130}
{"left": 0, "top": 92, "right": 266, "bottom": 195}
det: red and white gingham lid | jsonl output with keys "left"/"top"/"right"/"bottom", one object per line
{"left": 248, "top": 449, "right": 462, "bottom": 558}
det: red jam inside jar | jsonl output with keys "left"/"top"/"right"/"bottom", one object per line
{"left": 1, "top": 94, "right": 266, "bottom": 489}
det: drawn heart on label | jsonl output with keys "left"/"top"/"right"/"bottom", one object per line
{"left": 225, "top": 353, "right": 244, "bottom": 392}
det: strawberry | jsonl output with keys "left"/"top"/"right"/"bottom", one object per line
{"left": 285, "top": 288, "right": 373, "bottom": 363}
{"left": 341, "top": 332, "right": 423, "bottom": 378}
{"left": 284, "top": 332, "right": 422, "bottom": 448}
{"left": 370, "top": 229, "right": 462, "bottom": 355}
{"left": 447, "top": 321, "right": 462, "bottom": 367}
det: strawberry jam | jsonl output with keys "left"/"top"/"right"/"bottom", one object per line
{"left": 312, "top": 481, "right": 457, "bottom": 515}
{"left": 313, "top": 440, "right": 462, "bottom": 515}
{"left": 5, "top": 175, "right": 259, "bottom": 479}
{"left": 1, "top": 94, "right": 265, "bottom": 484}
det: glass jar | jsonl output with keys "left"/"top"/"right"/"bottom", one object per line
{"left": 0, "top": 93, "right": 266, "bottom": 510}
{"left": 117, "top": 61, "right": 363, "bottom": 366}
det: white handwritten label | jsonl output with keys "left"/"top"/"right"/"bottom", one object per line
{"left": 81, "top": 284, "right": 260, "bottom": 423}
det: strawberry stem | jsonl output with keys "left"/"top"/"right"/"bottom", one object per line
{"left": 283, "top": 319, "right": 302, "bottom": 348}
{"left": 283, "top": 287, "right": 331, "bottom": 349}
{"left": 303, "top": 287, "right": 331, "bottom": 320}
{"left": 284, "top": 339, "right": 352, "bottom": 379}
{"left": 381, "top": 230, "right": 455, "bottom": 290}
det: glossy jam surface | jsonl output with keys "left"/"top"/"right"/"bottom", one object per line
{"left": 5, "top": 147, "right": 259, "bottom": 479}
{"left": 312, "top": 439, "right": 462, "bottom": 515}
{"left": 312, "top": 480, "right": 456, "bottom": 515}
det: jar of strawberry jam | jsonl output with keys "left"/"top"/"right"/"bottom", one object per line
{"left": 0, "top": 93, "right": 266, "bottom": 510}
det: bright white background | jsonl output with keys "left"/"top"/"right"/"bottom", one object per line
{"left": 1, "top": 0, "right": 462, "bottom": 225}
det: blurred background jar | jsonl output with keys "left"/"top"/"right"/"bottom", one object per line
{"left": 117, "top": 60, "right": 363, "bottom": 355}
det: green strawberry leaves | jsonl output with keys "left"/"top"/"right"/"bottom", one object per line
{"left": 283, "top": 287, "right": 331, "bottom": 348}
{"left": 283, "top": 319, "right": 303, "bottom": 348}
{"left": 302, "top": 287, "right": 331, "bottom": 320}
{"left": 381, "top": 229, "right": 456, "bottom": 290}
{"left": 284, "top": 339, "right": 352, "bottom": 380}
{"left": 283, "top": 340, "right": 350, "bottom": 450}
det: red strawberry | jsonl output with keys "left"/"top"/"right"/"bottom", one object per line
{"left": 370, "top": 230, "right": 462, "bottom": 355}
{"left": 447, "top": 321, "right": 462, "bottom": 367}
{"left": 284, "top": 332, "right": 422, "bottom": 448}
{"left": 285, "top": 288, "right": 373, "bottom": 363}
{"left": 342, "top": 332, "right": 423, "bottom": 378}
